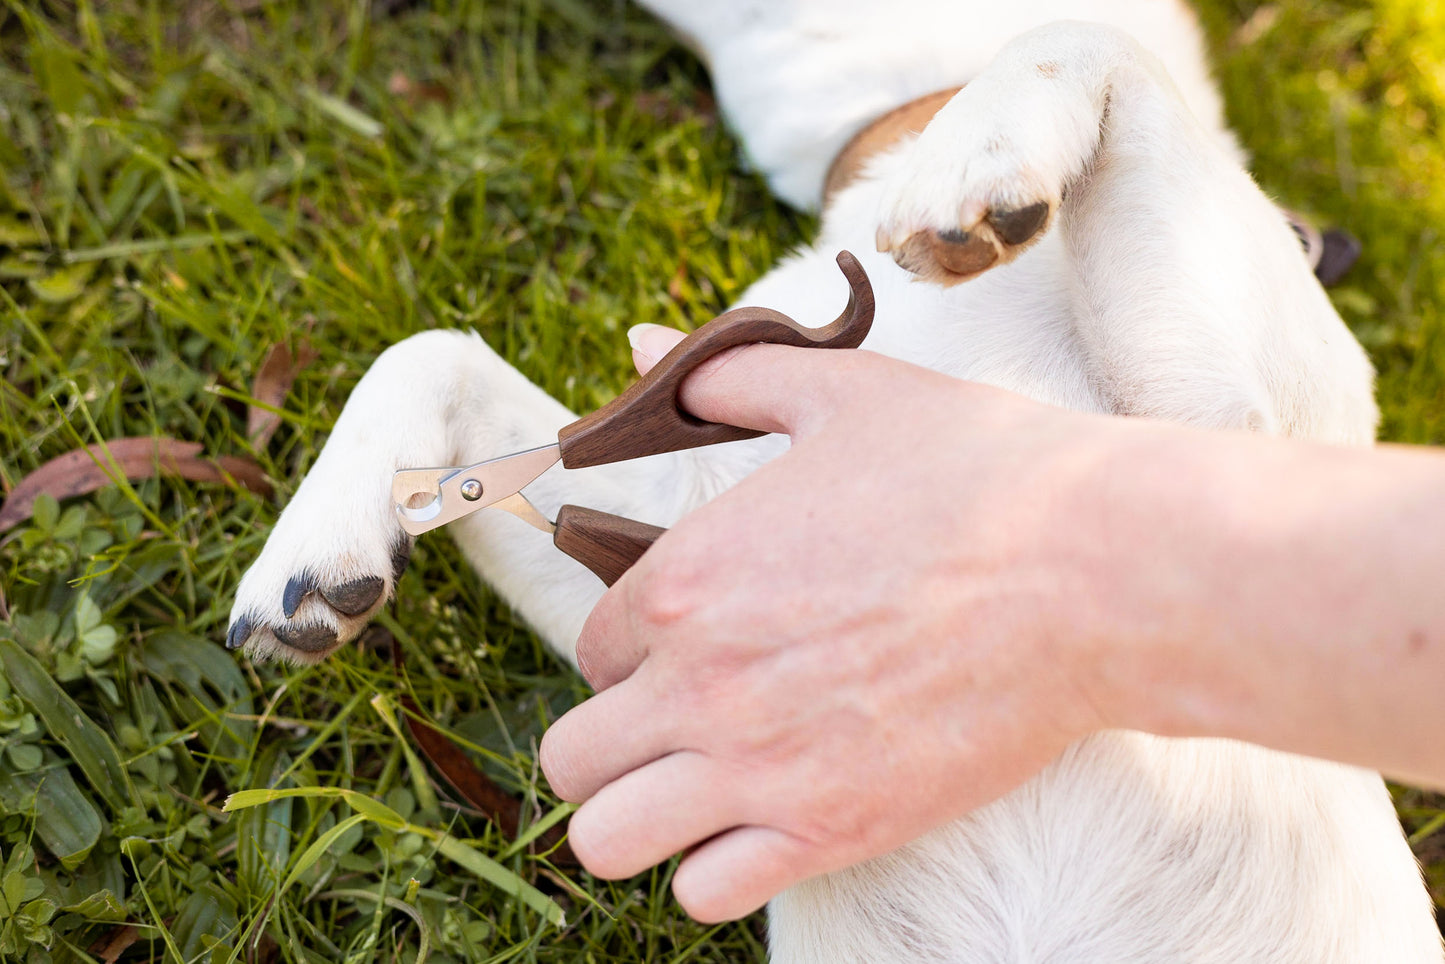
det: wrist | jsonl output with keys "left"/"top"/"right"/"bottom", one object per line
{"left": 1062, "top": 418, "right": 1266, "bottom": 742}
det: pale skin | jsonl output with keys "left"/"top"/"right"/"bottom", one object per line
{"left": 537, "top": 323, "right": 1445, "bottom": 924}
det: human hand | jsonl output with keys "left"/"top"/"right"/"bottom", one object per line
{"left": 538, "top": 324, "right": 1129, "bottom": 921}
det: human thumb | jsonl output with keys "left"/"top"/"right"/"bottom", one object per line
{"left": 627, "top": 323, "right": 687, "bottom": 375}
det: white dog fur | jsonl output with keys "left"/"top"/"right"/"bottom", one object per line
{"left": 230, "top": 2, "right": 1444, "bottom": 960}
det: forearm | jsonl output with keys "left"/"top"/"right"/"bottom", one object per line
{"left": 1084, "top": 421, "right": 1445, "bottom": 787}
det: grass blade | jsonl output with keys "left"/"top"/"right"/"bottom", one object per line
{"left": 302, "top": 87, "right": 384, "bottom": 139}
{"left": 280, "top": 812, "right": 369, "bottom": 893}
{"left": 224, "top": 786, "right": 406, "bottom": 828}
{"left": 225, "top": 785, "right": 565, "bottom": 925}
{"left": 431, "top": 832, "right": 565, "bottom": 927}
{"left": 498, "top": 802, "right": 577, "bottom": 861}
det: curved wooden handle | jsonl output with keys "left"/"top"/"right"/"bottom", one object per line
{"left": 552, "top": 505, "right": 666, "bottom": 587}
{"left": 557, "top": 250, "right": 875, "bottom": 469}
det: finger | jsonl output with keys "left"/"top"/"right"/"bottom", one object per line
{"left": 671, "top": 825, "right": 818, "bottom": 923}
{"left": 538, "top": 667, "right": 683, "bottom": 802}
{"left": 627, "top": 323, "right": 685, "bottom": 375}
{"left": 627, "top": 322, "right": 862, "bottom": 436}
{"left": 682, "top": 341, "right": 856, "bottom": 436}
{"left": 572, "top": 576, "right": 654, "bottom": 692}
{"left": 566, "top": 750, "right": 746, "bottom": 879}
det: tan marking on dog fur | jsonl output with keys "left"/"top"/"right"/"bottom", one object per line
{"left": 823, "top": 87, "right": 961, "bottom": 206}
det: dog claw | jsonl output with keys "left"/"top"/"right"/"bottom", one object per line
{"left": 226, "top": 615, "right": 252, "bottom": 651}
{"left": 321, "top": 576, "right": 386, "bottom": 616}
{"left": 283, "top": 572, "right": 318, "bottom": 619}
{"left": 390, "top": 538, "right": 413, "bottom": 583}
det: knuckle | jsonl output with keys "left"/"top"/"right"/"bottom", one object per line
{"left": 571, "top": 631, "right": 606, "bottom": 690}
{"left": 573, "top": 596, "right": 620, "bottom": 689}
{"left": 630, "top": 563, "right": 704, "bottom": 633}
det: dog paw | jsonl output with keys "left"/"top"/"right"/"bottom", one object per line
{"left": 874, "top": 27, "right": 1109, "bottom": 284}
{"left": 228, "top": 468, "right": 411, "bottom": 663}
{"left": 874, "top": 120, "right": 1071, "bottom": 286}
{"left": 876, "top": 199, "right": 1054, "bottom": 284}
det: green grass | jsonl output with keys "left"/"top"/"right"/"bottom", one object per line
{"left": 0, "top": 1, "right": 1441, "bottom": 961}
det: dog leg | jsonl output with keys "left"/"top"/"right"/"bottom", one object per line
{"left": 875, "top": 20, "right": 1377, "bottom": 441}
{"left": 633, "top": 1, "right": 1229, "bottom": 213}
{"left": 228, "top": 329, "right": 759, "bottom": 664}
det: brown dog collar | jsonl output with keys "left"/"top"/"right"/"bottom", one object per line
{"left": 823, "top": 87, "right": 962, "bottom": 204}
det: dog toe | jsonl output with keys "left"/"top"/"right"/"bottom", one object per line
{"left": 280, "top": 570, "right": 388, "bottom": 620}
{"left": 885, "top": 226, "right": 1003, "bottom": 286}
{"left": 274, "top": 621, "right": 342, "bottom": 654}
{"left": 987, "top": 201, "right": 1052, "bottom": 246}
{"left": 321, "top": 575, "right": 387, "bottom": 616}
{"left": 931, "top": 228, "right": 1001, "bottom": 277}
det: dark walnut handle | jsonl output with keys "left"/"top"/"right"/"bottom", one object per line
{"left": 557, "top": 250, "right": 875, "bottom": 469}
{"left": 552, "top": 505, "right": 665, "bottom": 587}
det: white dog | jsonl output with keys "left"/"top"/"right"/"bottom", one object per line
{"left": 229, "top": 1, "right": 1444, "bottom": 959}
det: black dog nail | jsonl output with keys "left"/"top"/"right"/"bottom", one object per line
{"left": 390, "top": 538, "right": 413, "bottom": 583}
{"left": 226, "top": 615, "right": 252, "bottom": 651}
{"left": 283, "top": 572, "right": 319, "bottom": 619}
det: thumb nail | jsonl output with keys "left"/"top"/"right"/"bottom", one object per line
{"left": 627, "top": 324, "right": 685, "bottom": 369}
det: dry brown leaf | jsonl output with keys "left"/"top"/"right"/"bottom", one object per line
{"left": 0, "top": 437, "right": 272, "bottom": 533}
{"left": 398, "top": 692, "right": 525, "bottom": 832}
{"left": 399, "top": 696, "right": 577, "bottom": 866}
{"left": 248, "top": 339, "right": 317, "bottom": 448}
{"left": 387, "top": 70, "right": 453, "bottom": 107}
{"left": 387, "top": 644, "right": 576, "bottom": 864}
{"left": 89, "top": 924, "right": 140, "bottom": 964}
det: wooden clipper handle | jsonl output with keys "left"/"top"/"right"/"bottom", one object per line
{"left": 549, "top": 251, "right": 874, "bottom": 586}
{"left": 556, "top": 250, "right": 876, "bottom": 469}
{"left": 552, "top": 505, "right": 666, "bottom": 587}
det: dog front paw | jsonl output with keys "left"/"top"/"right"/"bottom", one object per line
{"left": 874, "top": 111, "right": 1072, "bottom": 285}
{"left": 228, "top": 466, "right": 411, "bottom": 663}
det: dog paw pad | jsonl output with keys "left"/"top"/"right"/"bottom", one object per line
{"left": 273, "top": 622, "right": 341, "bottom": 654}
{"left": 988, "top": 201, "right": 1051, "bottom": 246}
{"left": 878, "top": 193, "right": 1056, "bottom": 285}
{"left": 321, "top": 576, "right": 386, "bottom": 616}
{"left": 888, "top": 228, "right": 998, "bottom": 283}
